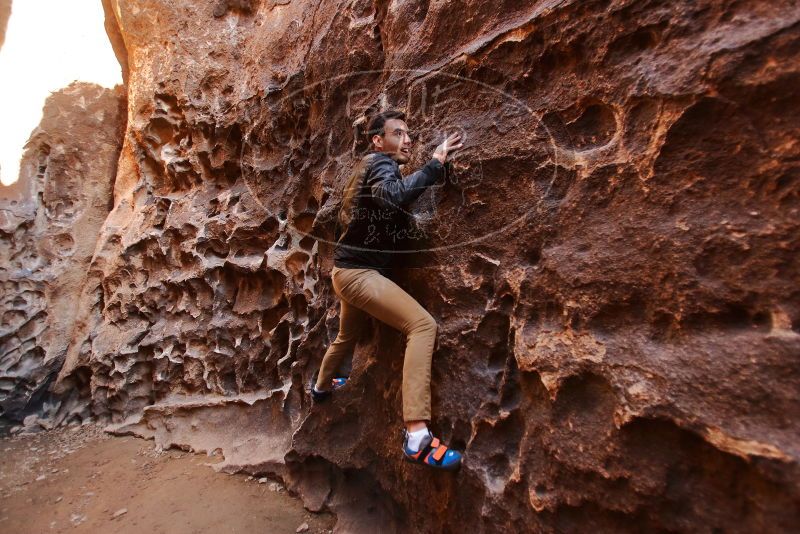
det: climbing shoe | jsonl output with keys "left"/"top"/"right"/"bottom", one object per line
{"left": 309, "top": 371, "right": 348, "bottom": 403}
{"left": 402, "top": 429, "right": 462, "bottom": 471}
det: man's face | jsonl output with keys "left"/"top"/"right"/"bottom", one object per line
{"left": 372, "top": 118, "right": 413, "bottom": 164}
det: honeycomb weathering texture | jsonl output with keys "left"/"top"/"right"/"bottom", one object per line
{"left": 0, "top": 82, "right": 126, "bottom": 426}
{"left": 5, "top": 0, "right": 800, "bottom": 532}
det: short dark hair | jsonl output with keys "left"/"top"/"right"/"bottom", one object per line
{"left": 366, "top": 109, "right": 406, "bottom": 138}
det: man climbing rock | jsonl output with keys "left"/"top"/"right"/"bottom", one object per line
{"left": 311, "top": 109, "right": 464, "bottom": 471}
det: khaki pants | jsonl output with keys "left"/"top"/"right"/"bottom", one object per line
{"left": 315, "top": 266, "right": 437, "bottom": 422}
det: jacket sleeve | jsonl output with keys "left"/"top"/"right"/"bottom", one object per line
{"left": 367, "top": 156, "right": 445, "bottom": 209}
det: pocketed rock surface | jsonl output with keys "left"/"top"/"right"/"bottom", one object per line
{"left": 0, "top": 81, "right": 126, "bottom": 426}
{"left": 1, "top": 0, "right": 799, "bottom": 532}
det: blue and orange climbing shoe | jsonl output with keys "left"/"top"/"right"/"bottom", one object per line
{"left": 309, "top": 371, "right": 348, "bottom": 403}
{"left": 402, "top": 429, "right": 462, "bottom": 471}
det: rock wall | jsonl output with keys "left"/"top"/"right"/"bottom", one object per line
{"left": 0, "top": 0, "right": 10, "bottom": 53}
{"left": 9, "top": 0, "right": 799, "bottom": 532}
{"left": 0, "top": 82, "right": 126, "bottom": 428}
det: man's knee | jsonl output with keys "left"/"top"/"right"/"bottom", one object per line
{"left": 408, "top": 312, "right": 437, "bottom": 335}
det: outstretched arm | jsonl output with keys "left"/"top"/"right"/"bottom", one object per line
{"left": 368, "top": 131, "right": 464, "bottom": 208}
{"left": 368, "top": 157, "right": 444, "bottom": 209}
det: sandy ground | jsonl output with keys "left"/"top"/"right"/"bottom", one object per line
{"left": 0, "top": 423, "right": 335, "bottom": 534}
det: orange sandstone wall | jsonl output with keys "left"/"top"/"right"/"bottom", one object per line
{"left": 5, "top": 1, "right": 799, "bottom": 532}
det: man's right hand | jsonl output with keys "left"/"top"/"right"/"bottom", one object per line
{"left": 433, "top": 132, "right": 464, "bottom": 164}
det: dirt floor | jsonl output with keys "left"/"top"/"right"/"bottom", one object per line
{"left": 0, "top": 423, "right": 336, "bottom": 534}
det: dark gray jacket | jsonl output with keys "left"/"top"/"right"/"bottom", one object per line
{"left": 333, "top": 151, "right": 445, "bottom": 275}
